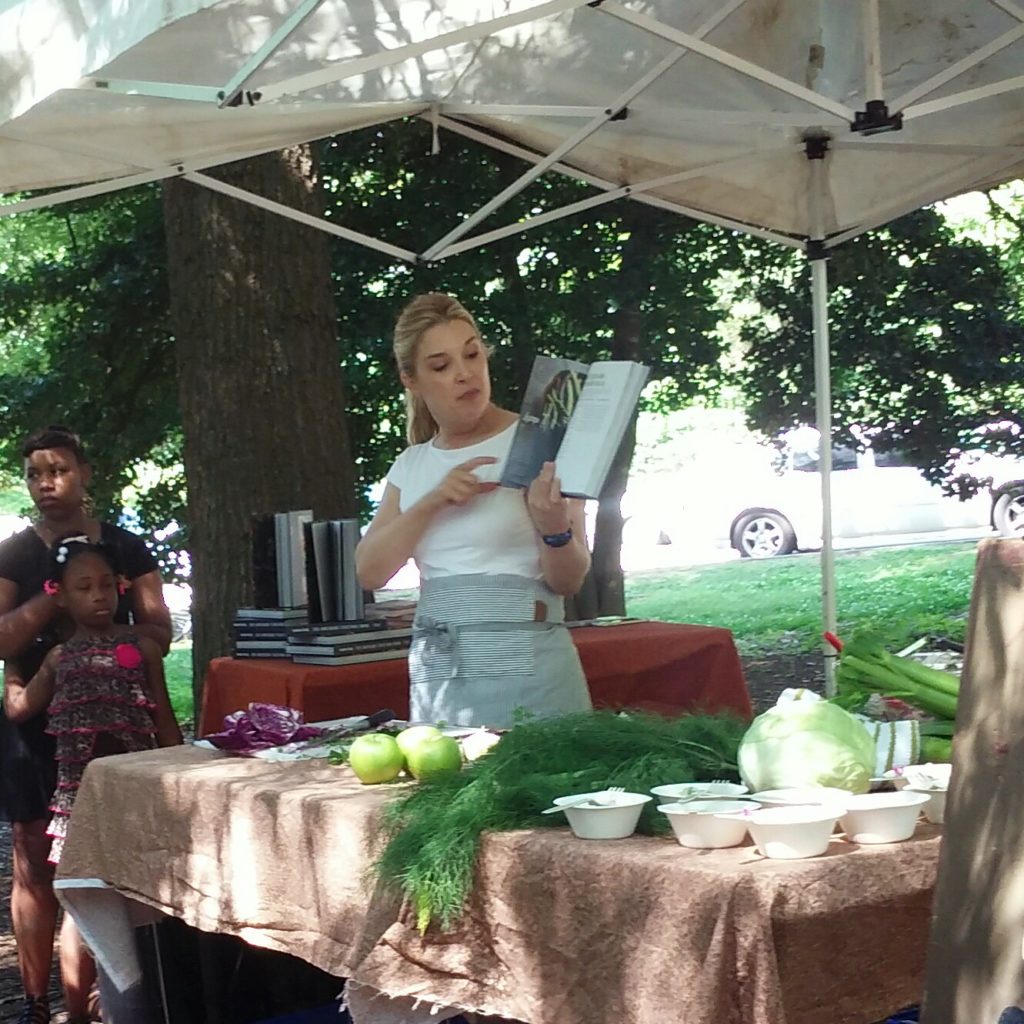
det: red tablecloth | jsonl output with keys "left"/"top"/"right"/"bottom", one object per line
{"left": 198, "top": 621, "right": 752, "bottom": 735}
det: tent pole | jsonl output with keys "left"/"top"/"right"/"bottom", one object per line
{"left": 811, "top": 251, "right": 837, "bottom": 695}
{"left": 807, "top": 140, "right": 838, "bottom": 696}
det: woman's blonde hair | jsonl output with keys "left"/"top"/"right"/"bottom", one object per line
{"left": 393, "top": 292, "right": 483, "bottom": 444}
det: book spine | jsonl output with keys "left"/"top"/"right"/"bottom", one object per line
{"left": 303, "top": 520, "right": 322, "bottom": 624}
{"left": 286, "top": 636, "right": 411, "bottom": 658}
{"left": 287, "top": 619, "right": 386, "bottom": 640}
{"left": 289, "top": 510, "right": 312, "bottom": 608}
{"left": 275, "top": 513, "right": 291, "bottom": 608}
{"left": 311, "top": 521, "right": 334, "bottom": 622}
{"left": 234, "top": 608, "right": 308, "bottom": 620}
{"left": 292, "top": 649, "right": 408, "bottom": 666}
{"left": 340, "top": 519, "right": 363, "bottom": 620}
{"left": 329, "top": 520, "right": 345, "bottom": 626}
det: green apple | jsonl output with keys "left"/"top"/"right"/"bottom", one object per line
{"left": 405, "top": 733, "right": 463, "bottom": 781}
{"left": 395, "top": 725, "right": 443, "bottom": 761}
{"left": 347, "top": 733, "right": 405, "bottom": 785}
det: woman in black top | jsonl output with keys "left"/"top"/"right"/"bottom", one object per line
{"left": 0, "top": 426, "right": 172, "bottom": 1024}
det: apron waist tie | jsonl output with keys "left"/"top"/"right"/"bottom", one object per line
{"left": 414, "top": 616, "right": 560, "bottom": 679}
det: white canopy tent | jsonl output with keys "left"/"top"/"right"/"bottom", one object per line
{"left": 4, "top": 0, "right": 1024, "bottom": 689}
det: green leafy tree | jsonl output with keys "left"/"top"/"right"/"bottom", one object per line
{"left": 0, "top": 187, "right": 183, "bottom": 565}
{"left": 732, "top": 206, "right": 1024, "bottom": 484}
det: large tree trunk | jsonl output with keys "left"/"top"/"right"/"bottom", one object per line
{"left": 163, "top": 147, "right": 357, "bottom": 715}
{"left": 591, "top": 309, "right": 643, "bottom": 615}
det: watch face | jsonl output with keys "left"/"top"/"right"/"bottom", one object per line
{"left": 542, "top": 529, "right": 573, "bottom": 548}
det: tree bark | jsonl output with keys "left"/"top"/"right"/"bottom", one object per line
{"left": 591, "top": 309, "right": 642, "bottom": 617}
{"left": 163, "top": 147, "right": 357, "bottom": 714}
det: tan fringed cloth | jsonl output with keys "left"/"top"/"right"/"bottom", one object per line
{"left": 57, "top": 746, "right": 940, "bottom": 1024}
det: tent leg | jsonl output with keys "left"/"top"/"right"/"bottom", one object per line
{"left": 811, "top": 255, "right": 838, "bottom": 695}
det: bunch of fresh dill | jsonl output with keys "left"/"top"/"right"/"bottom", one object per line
{"left": 372, "top": 710, "right": 746, "bottom": 932}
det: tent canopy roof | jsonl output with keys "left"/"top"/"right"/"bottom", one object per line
{"left": 3, "top": 0, "right": 1024, "bottom": 259}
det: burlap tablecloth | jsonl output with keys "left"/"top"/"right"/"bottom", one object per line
{"left": 57, "top": 746, "right": 939, "bottom": 1024}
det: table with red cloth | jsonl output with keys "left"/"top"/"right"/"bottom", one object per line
{"left": 198, "top": 621, "right": 752, "bottom": 735}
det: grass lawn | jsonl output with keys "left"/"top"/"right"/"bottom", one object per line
{"left": 626, "top": 539, "right": 978, "bottom": 657}
{"left": 165, "top": 643, "right": 195, "bottom": 727}
{"left": 167, "top": 539, "right": 980, "bottom": 724}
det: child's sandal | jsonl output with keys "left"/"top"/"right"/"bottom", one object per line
{"left": 15, "top": 996, "right": 50, "bottom": 1024}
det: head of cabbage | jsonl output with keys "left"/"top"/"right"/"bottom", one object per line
{"left": 738, "top": 700, "right": 876, "bottom": 794}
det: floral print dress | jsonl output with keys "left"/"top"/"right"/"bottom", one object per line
{"left": 46, "top": 633, "right": 157, "bottom": 863}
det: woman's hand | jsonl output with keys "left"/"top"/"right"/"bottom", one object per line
{"left": 357, "top": 457, "right": 497, "bottom": 592}
{"left": 4, "top": 647, "right": 60, "bottom": 723}
{"left": 428, "top": 456, "right": 499, "bottom": 510}
{"left": 526, "top": 462, "right": 572, "bottom": 536}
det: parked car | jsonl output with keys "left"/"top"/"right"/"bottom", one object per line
{"left": 163, "top": 582, "right": 192, "bottom": 643}
{"left": 724, "top": 430, "right": 1024, "bottom": 558}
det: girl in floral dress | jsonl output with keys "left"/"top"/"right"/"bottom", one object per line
{"left": 7, "top": 534, "right": 181, "bottom": 1023}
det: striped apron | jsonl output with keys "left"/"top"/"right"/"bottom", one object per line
{"left": 409, "top": 573, "right": 592, "bottom": 729}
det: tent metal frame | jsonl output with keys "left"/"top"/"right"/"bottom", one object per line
{"left": 6, "top": 0, "right": 1024, "bottom": 691}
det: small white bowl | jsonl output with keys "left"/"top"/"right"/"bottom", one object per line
{"left": 840, "top": 791, "right": 930, "bottom": 844}
{"left": 659, "top": 799, "right": 759, "bottom": 849}
{"left": 650, "top": 782, "right": 749, "bottom": 806}
{"left": 746, "top": 805, "right": 843, "bottom": 859}
{"left": 749, "top": 787, "right": 852, "bottom": 808}
{"left": 905, "top": 786, "right": 947, "bottom": 824}
{"left": 552, "top": 791, "right": 652, "bottom": 840}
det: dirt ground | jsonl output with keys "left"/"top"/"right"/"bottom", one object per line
{"left": 0, "top": 654, "right": 823, "bottom": 1022}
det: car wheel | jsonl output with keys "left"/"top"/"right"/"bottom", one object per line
{"left": 734, "top": 511, "right": 797, "bottom": 559}
{"left": 993, "top": 488, "right": 1024, "bottom": 538}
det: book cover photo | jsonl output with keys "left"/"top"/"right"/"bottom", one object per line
{"left": 500, "top": 354, "right": 649, "bottom": 499}
{"left": 500, "top": 356, "right": 589, "bottom": 491}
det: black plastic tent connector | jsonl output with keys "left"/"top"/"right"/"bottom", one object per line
{"left": 806, "top": 239, "right": 829, "bottom": 261}
{"left": 804, "top": 135, "right": 829, "bottom": 160}
{"left": 852, "top": 99, "right": 903, "bottom": 135}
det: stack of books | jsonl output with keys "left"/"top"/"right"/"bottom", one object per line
{"left": 233, "top": 607, "right": 308, "bottom": 659}
{"left": 250, "top": 511, "right": 368, "bottom": 624}
{"left": 284, "top": 620, "right": 412, "bottom": 666}
{"left": 364, "top": 599, "right": 418, "bottom": 629}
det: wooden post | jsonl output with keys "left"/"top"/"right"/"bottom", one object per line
{"left": 921, "top": 538, "right": 1024, "bottom": 1023}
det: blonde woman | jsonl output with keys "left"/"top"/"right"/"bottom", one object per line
{"left": 356, "top": 293, "right": 592, "bottom": 728}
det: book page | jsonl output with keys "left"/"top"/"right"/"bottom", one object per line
{"left": 556, "top": 362, "right": 649, "bottom": 497}
{"left": 501, "top": 355, "right": 590, "bottom": 489}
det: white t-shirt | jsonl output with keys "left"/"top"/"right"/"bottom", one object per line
{"left": 387, "top": 424, "right": 542, "bottom": 580}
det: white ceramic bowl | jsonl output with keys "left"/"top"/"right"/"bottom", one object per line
{"left": 840, "top": 791, "right": 930, "bottom": 844}
{"left": 746, "top": 805, "right": 843, "bottom": 859}
{"left": 905, "top": 786, "right": 947, "bottom": 824}
{"left": 650, "top": 782, "right": 749, "bottom": 806}
{"left": 749, "top": 787, "right": 853, "bottom": 808}
{"left": 659, "top": 799, "right": 759, "bottom": 849}
{"left": 552, "top": 791, "right": 652, "bottom": 840}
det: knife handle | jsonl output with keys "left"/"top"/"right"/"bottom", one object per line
{"left": 364, "top": 709, "right": 396, "bottom": 729}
